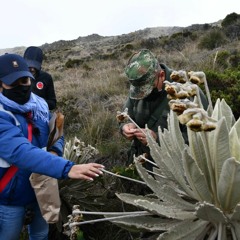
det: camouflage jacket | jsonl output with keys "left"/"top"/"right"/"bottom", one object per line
{"left": 120, "top": 63, "right": 174, "bottom": 164}
{"left": 120, "top": 63, "right": 208, "bottom": 165}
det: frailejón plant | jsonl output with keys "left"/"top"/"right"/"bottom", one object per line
{"left": 109, "top": 71, "right": 240, "bottom": 239}
{"left": 67, "top": 71, "right": 240, "bottom": 239}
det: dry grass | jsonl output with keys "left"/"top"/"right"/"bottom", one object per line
{"left": 51, "top": 58, "right": 130, "bottom": 161}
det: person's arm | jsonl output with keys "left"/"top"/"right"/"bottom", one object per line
{"left": 0, "top": 116, "right": 104, "bottom": 181}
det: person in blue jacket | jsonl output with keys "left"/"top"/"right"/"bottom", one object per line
{"left": 0, "top": 54, "right": 104, "bottom": 240}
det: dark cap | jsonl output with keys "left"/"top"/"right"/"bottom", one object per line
{"left": 23, "top": 46, "right": 43, "bottom": 70}
{"left": 125, "top": 49, "right": 159, "bottom": 99}
{"left": 0, "top": 54, "right": 34, "bottom": 85}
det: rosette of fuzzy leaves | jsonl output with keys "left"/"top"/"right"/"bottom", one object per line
{"left": 112, "top": 99, "right": 240, "bottom": 239}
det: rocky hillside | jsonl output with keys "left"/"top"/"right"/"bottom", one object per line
{"left": 0, "top": 19, "right": 221, "bottom": 60}
{"left": 0, "top": 26, "right": 183, "bottom": 54}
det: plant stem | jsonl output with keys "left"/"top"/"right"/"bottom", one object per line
{"left": 72, "top": 210, "right": 149, "bottom": 215}
{"left": 202, "top": 74, "right": 213, "bottom": 114}
{"left": 146, "top": 169, "right": 166, "bottom": 178}
{"left": 138, "top": 155, "right": 158, "bottom": 167}
{"left": 230, "top": 225, "right": 238, "bottom": 240}
{"left": 69, "top": 212, "right": 151, "bottom": 227}
{"left": 208, "top": 227, "right": 218, "bottom": 240}
{"left": 217, "top": 222, "right": 222, "bottom": 240}
{"left": 101, "top": 169, "right": 146, "bottom": 185}
{"left": 213, "top": 51, "right": 218, "bottom": 71}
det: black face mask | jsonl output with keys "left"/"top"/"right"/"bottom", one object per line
{"left": 2, "top": 85, "right": 32, "bottom": 105}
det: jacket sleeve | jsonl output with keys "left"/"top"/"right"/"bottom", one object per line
{"left": 48, "top": 135, "right": 64, "bottom": 157}
{"left": 0, "top": 114, "right": 73, "bottom": 179}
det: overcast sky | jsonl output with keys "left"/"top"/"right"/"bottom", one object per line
{"left": 1, "top": 0, "right": 239, "bottom": 49}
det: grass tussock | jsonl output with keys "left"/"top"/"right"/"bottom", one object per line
{"left": 54, "top": 59, "right": 130, "bottom": 161}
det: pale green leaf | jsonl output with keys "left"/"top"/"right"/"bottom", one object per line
{"left": 218, "top": 224, "right": 227, "bottom": 240}
{"left": 211, "top": 99, "right": 235, "bottom": 128}
{"left": 211, "top": 118, "right": 231, "bottom": 184}
{"left": 182, "top": 149, "right": 212, "bottom": 202}
{"left": 231, "top": 221, "right": 240, "bottom": 237}
{"left": 149, "top": 128, "right": 197, "bottom": 198}
{"left": 146, "top": 130, "right": 175, "bottom": 180}
{"left": 135, "top": 161, "right": 195, "bottom": 210}
{"left": 217, "top": 157, "right": 240, "bottom": 211}
{"left": 158, "top": 128, "right": 185, "bottom": 176}
{"left": 230, "top": 204, "right": 240, "bottom": 221}
{"left": 229, "top": 118, "right": 240, "bottom": 161}
{"left": 211, "top": 98, "right": 221, "bottom": 120}
{"left": 187, "top": 129, "right": 211, "bottom": 187}
{"left": 147, "top": 130, "right": 196, "bottom": 198}
{"left": 195, "top": 202, "right": 227, "bottom": 223}
{"left": 116, "top": 193, "right": 195, "bottom": 220}
{"left": 157, "top": 219, "right": 208, "bottom": 240}
{"left": 168, "top": 111, "right": 186, "bottom": 154}
{"left": 152, "top": 167, "right": 171, "bottom": 183}
{"left": 231, "top": 117, "right": 240, "bottom": 138}
{"left": 161, "top": 129, "right": 187, "bottom": 181}
{"left": 219, "top": 99, "right": 235, "bottom": 131}
{"left": 111, "top": 215, "right": 180, "bottom": 232}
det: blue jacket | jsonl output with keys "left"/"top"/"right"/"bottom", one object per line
{"left": 0, "top": 97, "right": 74, "bottom": 206}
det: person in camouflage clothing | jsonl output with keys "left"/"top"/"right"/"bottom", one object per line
{"left": 119, "top": 49, "right": 208, "bottom": 167}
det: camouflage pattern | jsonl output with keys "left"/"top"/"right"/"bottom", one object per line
{"left": 125, "top": 49, "right": 159, "bottom": 99}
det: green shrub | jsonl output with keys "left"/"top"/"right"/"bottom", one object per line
{"left": 221, "top": 12, "right": 240, "bottom": 28}
{"left": 229, "top": 51, "right": 240, "bottom": 68}
{"left": 65, "top": 58, "right": 84, "bottom": 68}
{"left": 215, "top": 50, "right": 230, "bottom": 69}
{"left": 198, "top": 29, "right": 227, "bottom": 50}
{"left": 206, "top": 69, "right": 240, "bottom": 118}
{"left": 123, "top": 43, "right": 134, "bottom": 50}
{"left": 140, "top": 38, "right": 161, "bottom": 50}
